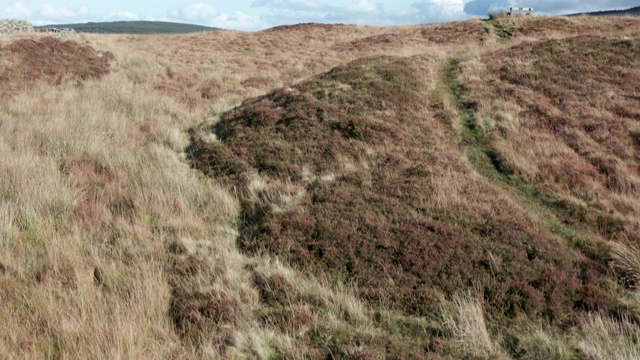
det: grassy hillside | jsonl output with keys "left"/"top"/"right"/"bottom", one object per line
{"left": 35, "top": 20, "right": 220, "bottom": 34}
{"left": 1, "top": 15, "right": 640, "bottom": 359}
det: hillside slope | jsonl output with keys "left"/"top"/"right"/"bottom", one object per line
{"left": 191, "top": 54, "right": 602, "bottom": 321}
{"left": 1, "top": 15, "right": 640, "bottom": 359}
{"left": 188, "top": 16, "right": 640, "bottom": 358}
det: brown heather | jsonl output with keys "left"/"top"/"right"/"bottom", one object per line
{"left": 1, "top": 15, "right": 640, "bottom": 359}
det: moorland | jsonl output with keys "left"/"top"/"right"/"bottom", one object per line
{"left": 1, "top": 13, "right": 640, "bottom": 359}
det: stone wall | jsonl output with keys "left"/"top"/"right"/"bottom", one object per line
{"left": 35, "top": 27, "right": 78, "bottom": 39}
{"left": 0, "top": 19, "right": 78, "bottom": 39}
{"left": 0, "top": 19, "right": 34, "bottom": 36}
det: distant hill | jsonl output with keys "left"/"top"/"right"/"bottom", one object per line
{"left": 35, "top": 21, "right": 221, "bottom": 34}
{"left": 568, "top": 6, "right": 640, "bottom": 16}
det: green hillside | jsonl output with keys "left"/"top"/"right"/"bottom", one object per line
{"left": 35, "top": 20, "right": 220, "bottom": 34}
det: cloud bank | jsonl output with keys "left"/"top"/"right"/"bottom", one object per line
{"left": 166, "top": 2, "right": 264, "bottom": 30}
{"left": 0, "top": 2, "right": 91, "bottom": 25}
{"left": 251, "top": 0, "right": 387, "bottom": 26}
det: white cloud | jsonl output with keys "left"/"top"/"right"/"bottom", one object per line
{"left": 251, "top": 0, "right": 392, "bottom": 26}
{"left": 0, "top": 1, "right": 34, "bottom": 18}
{"left": 169, "top": 3, "right": 218, "bottom": 21}
{"left": 412, "top": 0, "right": 466, "bottom": 22}
{"left": 211, "top": 11, "right": 265, "bottom": 30}
{"left": 252, "top": 0, "right": 333, "bottom": 12}
{"left": 105, "top": 11, "right": 140, "bottom": 21}
{"left": 40, "top": 4, "right": 85, "bottom": 19}
{"left": 162, "top": 4, "right": 265, "bottom": 30}
{"left": 347, "top": 0, "right": 383, "bottom": 15}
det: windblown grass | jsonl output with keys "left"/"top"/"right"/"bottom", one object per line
{"left": 1, "top": 15, "right": 639, "bottom": 358}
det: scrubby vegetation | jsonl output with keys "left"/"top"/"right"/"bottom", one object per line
{"left": 1, "top": 14, "right": 640, "bottom": 358}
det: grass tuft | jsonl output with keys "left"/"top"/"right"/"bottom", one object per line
{"left": 578, "top": 314, "right": 640, "bottom": 360}
{"left": 610, "top": 241, "right": 640, "bottom": 289}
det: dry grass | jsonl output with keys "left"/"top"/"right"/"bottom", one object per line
{"left": 464, "top": 33, "right": 640, "bottom": 238}
{"left": 0, "top": 34, "right": 236, "bottom": 358}
{"left": 441, "top": 294, "right": 505, "bottom": 359}
{"left": 579, "top": 314, "right": 640, "bottom": 360}
{"left": 0, "top": 15, "right": 639, "bottom": 358}
{"left": 0, "top": 22, "right": 449, "bottom": 359}
{"left": 610, "top": 241, "right": 640, "bottom": 289}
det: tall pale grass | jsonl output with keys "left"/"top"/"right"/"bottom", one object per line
{"left": 610, "top": 241, "right": 640, "bottom": 288}
{"left": 441, "top": 294, "right": 510, "bottom": 359}
{"left": 0, "top": 38, "right": 239, "bottom": 358}
{"left": 579, "top": 314, "right": 640, "bottom": 360}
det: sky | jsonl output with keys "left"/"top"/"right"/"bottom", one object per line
{"left": 0, "top": 0, "right": 637, "bottom": 30}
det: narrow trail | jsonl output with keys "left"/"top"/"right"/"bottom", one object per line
{"left": 442, "top": 56, "right": 612, "bottom": 268}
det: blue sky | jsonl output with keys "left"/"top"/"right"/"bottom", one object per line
{"left": 0, "top": 1, "right": 637, "bottom": 30}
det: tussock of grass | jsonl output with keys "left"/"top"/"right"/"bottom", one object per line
{"left": 579, "top": 314, "right": 640, "bottom": 360}
{"left": 516, "top": 330, "right": 576, "bottom": 360}
{"left": 487, "top": 11, "right": 508, "bottom": 20}
{"left": 610, "top": 241, "right": 640, "bottom": 289}
{"left": 441, "top": 294, "right": 506, "bottom": 359}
